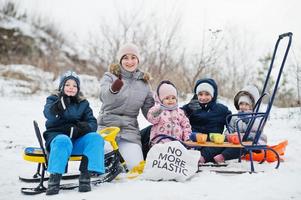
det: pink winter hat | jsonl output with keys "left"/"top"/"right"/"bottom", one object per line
{"left": 117, "top": 43, "right": 141, "bottom": 63}
{"left": 158, "top": 83, "right": 177, "bottom": 101}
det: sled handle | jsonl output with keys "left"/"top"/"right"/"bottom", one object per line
{"left": 279, "top": 32, "right": 293, "bottom": 39}
{"left": 98, "top": 127, "right": 120, "bottom": 150}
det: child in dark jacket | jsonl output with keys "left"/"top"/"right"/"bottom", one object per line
{"left": 43, "top": 70, "right": 105, "bottom": 195}
{"left": 182, "top": 78, "right": 231, "bottom": 163}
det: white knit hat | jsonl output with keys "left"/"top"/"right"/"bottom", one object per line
{"left": 117, "top": 43, "right": 141, "bottom": 63}
{"left": 238, "top": 95, "right": 252, "bottom": 106}
{"left": 196, "top": 83, "right": 214, "bottom": 97}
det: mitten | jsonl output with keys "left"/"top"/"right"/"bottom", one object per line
{"left": 238, "top": 111, "right": 250, "bottom": 124}
{"left": 51, "top": 94, "right": 71, "bottom": 115}
{"left": 69, "top": 95, "right": 79, "bottom": 103}
{"left": 189, "top": 132, "right": 198, "bottom": 142}
{"left": 188, "top": 94, "right": 201, "bottom": 111}
{"left": 110, "top": 76, "right": 124, "bottom": 93}
{"left": 151, "top": 104, "right": 163, "bottom": 117}
{"left": 71, "top": 122, "right": 92, "bottom": 139}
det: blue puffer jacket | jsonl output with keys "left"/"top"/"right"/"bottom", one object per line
{"left": 182, "top": 78, "right": 231, "bottom": 135}
{"left": 43, "top": 91, "right": 97, "bottom": 150}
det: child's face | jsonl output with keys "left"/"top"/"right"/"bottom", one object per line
{"left": 121, "top": 54, "right": 138, "bottom": 72}
{"left": 197, "top": 91, "right": 212, "bottom": 104}
{"left": 162, "top": 95, "right": 177, "bottom": 107}
{"left": 239, "top": 102, "right": 252, "bottom": 112}
{"left": 64, "top": 79, "right": 78, "bottom": 96}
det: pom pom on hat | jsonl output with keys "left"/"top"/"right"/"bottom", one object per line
{"left": 58, "top": 70, "right": 80, "bottom": 91}
{"left": 196, "top": 83, "right": 214, "bottom": 97}
{"left": 238, "top": 95, "right": 252, "bottom": 106}
{"left": 117, "top": 43, "right": 141, "bottom": 63}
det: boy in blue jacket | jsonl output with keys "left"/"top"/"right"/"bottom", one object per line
{"left": 182, "top": 78, "right": 231, "bottom": 163}
{"left": 43, "top": 70, "right": 105, "bottom": 195}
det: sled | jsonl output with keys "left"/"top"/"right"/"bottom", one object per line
{"left": 150, "top": 32, "right": 293, "bottom": 174}
{"left": 20, "top": 121, "right": 126, "bottom": 195}
{"left": 243, "top": 140, "right": 288, "bottom": 162}
{"left": 223, "top": 32, "right": 292, "bottom": 172}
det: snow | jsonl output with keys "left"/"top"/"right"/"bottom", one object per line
{"left": 0, "top": 66, "right": 301, "bottom": 200}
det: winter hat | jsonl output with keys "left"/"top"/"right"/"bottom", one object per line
{"left": 238, "top": 95, "right": 252, "bottom": 106}
{"left": 158, "top": 82, "right": 178, "bottom": 101}
{"left": 58, "top": 70, "right": 80, "bottom": 92}
{"left": 196, "top": 82, "right": 214, "bottom": 97}
{"left": 234, "top": 85, "right": 259, "bottom": 110}
{"left": 117, "top": 43, "right": 141, "bottom": 63}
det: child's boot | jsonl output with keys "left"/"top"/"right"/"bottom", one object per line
{"left": 78, "top": 155, "right": 91, "bottom": 192}
{"left": 213, "top": 154, "right": 225, "bottom": 164}
{"left": 198, "top": 155, "right": 206, "bottom": 164}
{"left": 46, "top": 173, "right": 62, "bottom": 195}
{"left": 79, "top": 171, "right": 91, "bottom": 192}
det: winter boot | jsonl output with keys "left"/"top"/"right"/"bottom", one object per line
{"left": 213, "top": 154, "right": 225, "bottom": 164}
{"left": 78, "top": 171, "right": 91, "bottom": 192}
{"left": 46, "top": 173, "right": 62, "bottom": 195}
{"left": 198, "top": 155, "right": 206, "bottom": 164}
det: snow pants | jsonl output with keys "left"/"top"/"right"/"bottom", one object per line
{"left": 47, "top": 132, "right": 105, "bottom": 174}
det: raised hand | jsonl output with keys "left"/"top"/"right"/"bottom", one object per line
{"left": 110, "top": 75, "right": 124, "bottom": 93}
{"left": 51, "top": 94, "right": 71, "bottom": 115}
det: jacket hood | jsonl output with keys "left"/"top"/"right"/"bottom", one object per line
{"left": 108, "top": 63, "right": 151, "bottom": 82}
{"left": 193, "top": 78, "right": 218, "bottom": 103}
{"left": 234, "top": 85, "right": 260, "bottom": 110}
{"left": 51, "top": 90, "right": 85, "bottom": 102}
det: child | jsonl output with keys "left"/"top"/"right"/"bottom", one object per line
{"left": 43, "top": 70, "right": 105, "bottom": 195}
{"left": 147, "top": 80, "right": 191, "bottom": 145}
{"left": 213, "top": 85, "right": 268, "bottom": 163}
{"left": 181, "top": 78, "right": 231, "bottom": 163}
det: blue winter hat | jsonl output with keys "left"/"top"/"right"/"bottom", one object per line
{"left": 58, "top": 70, "right": 80, "bottom": 91}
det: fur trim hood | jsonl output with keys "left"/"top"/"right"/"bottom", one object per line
{"left": 51, "top": 90, "right": 86, "bottom": 102}
{"left": 234, "top": 85, "right": 260, "bottom": 110}
{"left": 108, "top": 63, "right": 151, "bottom": 82}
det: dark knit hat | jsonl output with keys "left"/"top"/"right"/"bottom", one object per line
{"left": 58, "top": 70, "right": 80, "bottom": 91}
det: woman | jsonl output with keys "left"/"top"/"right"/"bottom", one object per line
{"left": 97, "top": 43, "right": 154, "bottom": 170}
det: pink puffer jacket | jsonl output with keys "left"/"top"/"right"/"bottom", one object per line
{"left": 147, "top": 104, "right": 192, "bottom": 144}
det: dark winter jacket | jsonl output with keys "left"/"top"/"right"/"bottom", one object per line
{"left": 43, "top": 91, "right": 97, "bottom": 150}
{"left": 182, "top": 78, "right": 231, "bottom": 135}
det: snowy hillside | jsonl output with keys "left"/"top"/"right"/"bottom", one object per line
{"left": 0, "top": 64, "right": 100, "bottom": 98}
{"left": 0, "top": 65, "right": 301, "bottom": 200}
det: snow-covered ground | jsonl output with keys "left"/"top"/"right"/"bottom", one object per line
{"left": 0, "top": 93, "right": 301, "bottom": 200}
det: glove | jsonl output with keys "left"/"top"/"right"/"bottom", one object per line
{"left": 150, "top": 104, "right": 163, "bottom": 117}
{"left": 70, "top": 122, "right": 92, "bottom": 139}
{"left": 110, "top": 75, "right": 124, "bottom": 93}
{"left": 238, "top": 111, "right": 250, "bottom": 124}
{"left": 188, "top": 94, "right": 201, "bottom": 112}
{"left": 51, "top": 94, "right": 71, "bottom": 115}
{"left": 189, "top": 132, "right": 198, "bottom": 142}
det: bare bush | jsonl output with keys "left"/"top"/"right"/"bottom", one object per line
{"left": 86, "top": 3, "right": 187, "bottom": 89}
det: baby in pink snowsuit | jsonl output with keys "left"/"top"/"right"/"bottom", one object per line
{"left": 147, "top": 80, "right": 192, "bottom": 145}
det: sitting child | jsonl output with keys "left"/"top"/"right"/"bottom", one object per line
{"left": 147, "top": 80, "right": 192, "bottom": 145}
{"left": 181, "top": 78, "right": 231, "bottom": 163}
{"left": 213, "top": 85, "right": 268, "bottom": 163}
{"left": 43, "top": 70, "right": 105, "bottom": 195}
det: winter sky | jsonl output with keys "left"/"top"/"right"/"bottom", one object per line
{"left": 7, "top": 0, "right": 301, "bottom": 52}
